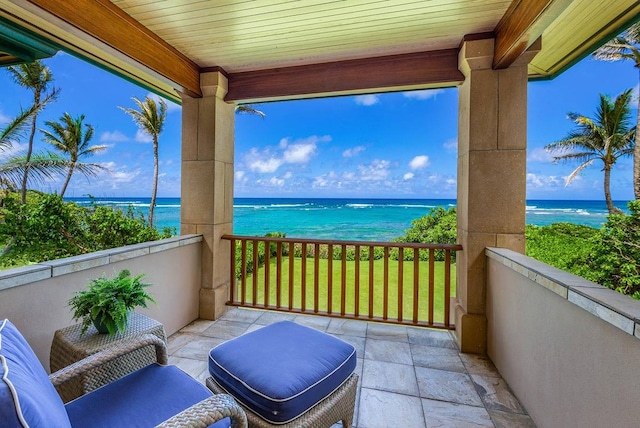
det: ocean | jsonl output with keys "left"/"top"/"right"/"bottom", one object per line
{"left": 69, "top": 197, "right": 630, "bottom": 242}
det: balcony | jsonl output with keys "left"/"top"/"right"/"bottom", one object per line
{"left": 1, "top": 235, "right": 639, "bottom": 427}
{"left": 168, "top": 307, "right": 534, "bottom": 427}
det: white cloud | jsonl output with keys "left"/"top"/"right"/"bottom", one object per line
{"left": 343, "top": 146, "right": 366, "bottom": 157}
{"left": 135, "top": 129, "right": 153, "bottom": 143}
{"left": 244, "top": 135, "right": 327, "bottom": 174}
{"left": 354, "top": 95, "right": 379, "bottom": 106}
{"left": 409, "top": 155, "right": 430, "bottom": 170}
{"left": 269, "top": 177, "right": 285, "bottom": 187}
{"left": 235, "top": 171, "right": 245, "bottom": 180}
{"left": 359, "top": 159, "right": 391, "bottom": 181}
{"left": 528, "top": 147, "right": 554, "bottom": 163}
{"left": 403, "top": 89, "right": 444, "bottom": 100}
{"left": 526, "top": 173, "right": 564, "bottom": 189}
{"left": 99, "top": 162, "right": 141, "bottom": 183}
{"left": 443, "top": 139, "right": 457, "bottom": 153}
{"left": 100, "top": 130, "right": 129, "bottom": 143}
{"left": 0, "top": 110, "right": 10, "bottom": 124}
{"left": 249, "top": 158, "right": 283, "bottom": 173}
{"left": 403, "top": 172, "right": 414, "bottom": 180}
{"left": 283, "top": 171, "right": 293, "bottom": 179}
{"left": 283, "top": 143, "right": 316, "bottom": 164}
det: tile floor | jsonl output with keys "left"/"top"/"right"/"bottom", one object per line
{"left": 168, "top": 308, "right": 537, "bottom": 428}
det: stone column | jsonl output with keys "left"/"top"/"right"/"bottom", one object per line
{"left": 181, "top": 71, "right": 235, "bottom": 320}
{"left": 454, "top": 39, "right": 539, "bottom": 353}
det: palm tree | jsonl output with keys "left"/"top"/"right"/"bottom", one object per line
{"left": 593, "top": 22, "right": 640, "bottom": 199}
{"left": 41, "top": 113, "right": 107, "bottom": 197}
{"left": 0, "top": 106, "right": 70, "bottom": 191}
{"left": 7, "top": 60, "right": 60, "bottom": 203}
{"left": 119, "top": 96, "right": 167, "bottom": 227}
{"left": 546, "top": 90, "right": 635, "bottom": 214}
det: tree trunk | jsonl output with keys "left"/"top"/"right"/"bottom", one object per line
{"left": 20, "top": 90, "right": 40, "bottom": 204}
{"left": 635, "top": 72, "right": 640, "bottom": 200}
{"left": 604, "top": 165, "right": 622, "bottom": 214}
{"left": 149, "top": 137, "right": 159, "bottom": 228}
{"left": 59, "top": 164, "right": 74, "bottom": 198}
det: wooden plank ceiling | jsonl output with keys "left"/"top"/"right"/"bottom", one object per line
{"left": 1, "top": 0, "right": 638, "bottom": 102}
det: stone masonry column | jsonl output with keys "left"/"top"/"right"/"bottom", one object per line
{"left": 181, "top": 71, "right": 235, "bottom": 320}
{"left": 454, "top": 39, "right": 539, "bottom": 353}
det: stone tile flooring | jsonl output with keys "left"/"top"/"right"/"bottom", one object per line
{"left": 168, "top": 308, "right": 537, "bottom": 428}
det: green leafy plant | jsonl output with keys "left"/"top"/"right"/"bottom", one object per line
{"left": 68, "top": 269, "right": 156, "bottom": 335}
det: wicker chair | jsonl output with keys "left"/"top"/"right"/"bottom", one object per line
{"left": 0, "top": 319, "right": 247, "bottom": 428}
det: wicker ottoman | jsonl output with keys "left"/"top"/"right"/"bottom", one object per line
{"left": 206, "top": 321, "right": 358, "bottom": 427}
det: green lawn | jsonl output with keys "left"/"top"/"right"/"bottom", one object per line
{"left": 234, "top": 257, "right": 456, "bottom": 325}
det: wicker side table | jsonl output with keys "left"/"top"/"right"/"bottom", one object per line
{"left": 50, "top": 312, "right": 167, "bottom": 402}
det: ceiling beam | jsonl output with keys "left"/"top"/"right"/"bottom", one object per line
{"left": 24, "top": 0, "right": 201, "bottom": 98}
{"left": 223, "top": 49, "right": 464, "bottom": 103}
{"left": 494, "top": 0, "right": 573, "bottom": 69}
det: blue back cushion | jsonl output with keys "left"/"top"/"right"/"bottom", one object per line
{"left": 0, "top": 319, "right": 71, "bottom": 428}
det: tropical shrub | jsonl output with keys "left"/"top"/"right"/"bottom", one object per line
{"left": 583, "top": 201, "right": 640, "bottom": 298}
{"left": 0, "top": 192, "right": 173, "bottom": 268}
{"left": 395, "top": 207, "right": 457, "bottom": 261}
{"left": 525, "top": 223, "right": 596, "bottom": 277}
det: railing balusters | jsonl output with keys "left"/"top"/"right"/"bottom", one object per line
{"left": 341, "top": 244, "right": 347, "bottom": 316}
{"left": 252, "top": 239, "right": 258, "bottom": 307}
{"left": 288, "top": 242, "right": 294, "bottom": 310}
{"left": 223, "top": 235, "right": 461, "bottom": 330}
{"left": 368, "top": 245, "right": 374, "bottom": 319}
{"left": 383, "top": 246, "right": 389, "bottom": 320}
{"left": 301, "top": 243, "right": 307, "bottom": 312}
{"left": 444, "top": 249, "right": 451, "bottom": 328}
{"left": 355, "top": 245, "right": 360, "bottom": 318}
{"left": 428, "top": 248, "right": 435, "bottom": 325}
{"left": 314, "top": 243, "right": 320, "bottom": 313}
{"left": 276, "top": 242, "right": 282, "bottom": 309}
{"left": 229, "top": 238, "right": 236, "bottom": 304}
{"left": 398, "top": 247, "right": 404, "bottom": 322}
{"left": 264, "top": 240, "right": 270, "bottom": 308}
{"left": 328, "top": 244, "right": 333, "bottom": 314}
{"left": 241, "top": 240, "right": 247, "bottom": 305}
{"left": 413, "top": 248, "right": 419, "bottom": 324}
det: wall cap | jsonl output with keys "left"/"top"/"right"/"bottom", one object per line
{"left": 486, "top": 247, "right": 640, "bottom": 338}
{"left": 0, "top": 234, "right": 203, "bottom": 290}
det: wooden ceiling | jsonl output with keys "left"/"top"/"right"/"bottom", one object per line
{"left": 1, "top": 0, "right": 638, "bottom": 102}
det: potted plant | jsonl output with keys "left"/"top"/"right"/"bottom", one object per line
{"left": 68, "top": 269, "right": 155, "bottom": 336}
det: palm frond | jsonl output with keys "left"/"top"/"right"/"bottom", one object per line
{"left": 119, "top": 96, "right": 167, "bottom": 137}
{"left": 565, "top": 160, "right": 595, "bottom": 186}
{"left": 236, "top": 104, "right": 266, "bottom": 118}
{"left": 0, "top": 151, "right": 69, "bottom": 188}
{"left": 71, "top": 162, "right": 108, "bottom": 180}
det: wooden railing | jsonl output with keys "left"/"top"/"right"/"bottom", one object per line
{"left": 222, "top": 235, "right": 462, "bottom": 329}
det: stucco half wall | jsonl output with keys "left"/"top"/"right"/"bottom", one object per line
{"left": 0, "top": 235, "right": 202, "bottom": 370}
{"left": 486, "top": 248, "right": 640, "bottom": 428}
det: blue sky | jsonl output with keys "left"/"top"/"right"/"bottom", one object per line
{"left": 0, "top": 50, "right": 637, "bottom": 200}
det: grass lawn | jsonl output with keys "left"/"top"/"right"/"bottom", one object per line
{"left": 235, "top": 257, "right": 456, "bottom": 325}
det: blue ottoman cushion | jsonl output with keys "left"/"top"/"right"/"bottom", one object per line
{"left": 208, "top": 320, "right": 356, "bottom": 424}
{"left": 66, "top": 364, "right": 229, "bottom": 428}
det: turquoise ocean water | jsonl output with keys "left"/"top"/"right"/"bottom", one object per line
{"left": 69, "top": 197, "right": 630, "bottom": 242}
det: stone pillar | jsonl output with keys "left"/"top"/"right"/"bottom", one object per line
{"left": 454, "top": 39, "right": 539, "bottom": 353}
{"left": 181, "top": 71, "right": 235, "bottom": 320}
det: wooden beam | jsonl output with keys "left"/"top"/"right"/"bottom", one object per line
{"left": 224, "top": 49, "right": 463, "bottom": 102}
{"left": 494, "top": 0, "right": 573, "bottom": 69}
{"left": 25, "top": 0, "right": 201, "bottom": 97}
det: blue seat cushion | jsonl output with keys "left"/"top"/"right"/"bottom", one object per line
{"left": 208, "top": 320, "right": 356, "bottom": 424}
{"left": 0, "top": 319, "right": 72, "bottom": 428}
{"left": 66, "top": 363, "right": 229, "bottom": 428}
